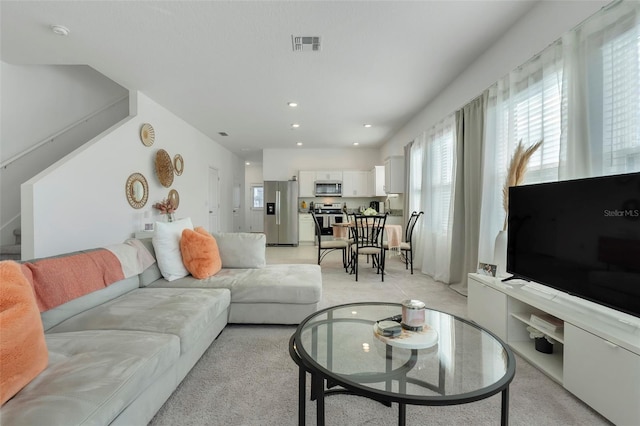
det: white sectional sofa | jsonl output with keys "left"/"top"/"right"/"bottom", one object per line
{"left": 0, "top": 231, "right": 321, "bottom": 426}
{"left": 138, "top": 234, "right": 322, "bottom": 324}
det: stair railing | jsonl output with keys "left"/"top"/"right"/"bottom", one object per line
{"left": 0, "top": 94, "right": 128, "bottom": 169}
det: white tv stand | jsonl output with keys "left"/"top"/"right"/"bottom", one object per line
{"left": 467, "top": 273, "right": 640, "bottom": 425}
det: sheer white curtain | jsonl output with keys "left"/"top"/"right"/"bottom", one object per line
{"left": 409, "top": 115, "right": 456, "bottom": 283}
{"left": 479, "top": 45, "right": 564, "bottom": 266}
{"left": 479, "top": 0, "right": 640, "bottom": 266}
{"left": 562, "top": 0, "right": 640, "bottom": 178}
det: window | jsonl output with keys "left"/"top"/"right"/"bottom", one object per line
{"left": 600, "top": 24, "right": 640, "bottom": 175}
{"left": 495, "top": 63, "right": 563, "bottom": 186}
{"left": 427, "top": 123, "right": 454, "bottom": 235}
{"left": 251, "top": 185, "right": 263, "bottom": 209}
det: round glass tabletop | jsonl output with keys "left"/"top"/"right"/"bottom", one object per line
{"left": 293, "top": 302, "right": 515, "bottom": 405}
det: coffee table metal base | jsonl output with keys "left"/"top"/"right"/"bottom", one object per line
{"left": 290, "top": 333, "right": 511, "bottom": 426}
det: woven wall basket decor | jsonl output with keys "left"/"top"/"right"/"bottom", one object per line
{"left": 140, "top": 123, "right": 155, "bottom": 147}
{"left": 155, "top": 149, "right": 174, "bottom": 188}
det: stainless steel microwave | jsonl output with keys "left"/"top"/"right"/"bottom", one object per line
{"left": 314, "top": 181, "right": 342, "bottom": 197}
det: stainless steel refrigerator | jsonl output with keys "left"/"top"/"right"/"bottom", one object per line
{"left": 264, "top": 180, "right": 299, "bottom": 246}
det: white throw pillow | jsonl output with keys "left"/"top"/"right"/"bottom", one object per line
{"left": 152, "top": 217, "right": 194, "bottom": 281}
{"left": 212, "top": 232, "right": 266, "bottom": 268}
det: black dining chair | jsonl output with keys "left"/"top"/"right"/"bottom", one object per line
{"left": 384, "top": 211, "right": 423, "bottom": 274}
{"left": 311, "top": 211, "right": 349, "bottom": 271}
{"left": 350, "top": 213, "right": 388, "bottom": 281}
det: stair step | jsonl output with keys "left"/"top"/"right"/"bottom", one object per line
{"left": 0, "top": 244, "right": 21, "bottom": 255}
{"left": 0, "top": 243, "right": 20, "bottom": 260}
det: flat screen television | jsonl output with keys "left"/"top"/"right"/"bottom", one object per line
{"left": 506, "top": 172, "right": 640, "bottom": 318}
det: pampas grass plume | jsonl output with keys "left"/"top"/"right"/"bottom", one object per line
{"left": 502, "top": 139, "right": 543, "bottom": 230}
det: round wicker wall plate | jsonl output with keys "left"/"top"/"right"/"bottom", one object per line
{"left": 140, "top": 123, "right": 155, "bottom": 147}
{"left": 168, "top": 189, "right": 180, "bottom": 209}
{"left": 155, "top": 149, "right": 174, "bottom": 187}
{"left": 125, "top": 173, "right": 149, "bottom": 209}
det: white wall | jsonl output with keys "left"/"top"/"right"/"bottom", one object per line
{"left": 0, "top": 63, "right": 130, "bottom": 246}
{"left": 1, "top": 63, "right": 129, "bottom": 158}
{"left": 263, "top": 148, "right": 382, "bottom": 180}
{"left": 381, "top": 0, "right": 610, "bottom": 158}
{"left": 22, "top": 91, "right": 243, "bottom": 259}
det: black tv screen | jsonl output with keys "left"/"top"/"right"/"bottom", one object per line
{"left": 507, "top": 172, "right": 640, "bottom": 318}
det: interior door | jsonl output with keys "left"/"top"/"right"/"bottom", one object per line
{"left": 208, "top": 167, "right": 220, "bottom": 233}
{"left": 232, "top": 181, "right": 241, "bottom": 231}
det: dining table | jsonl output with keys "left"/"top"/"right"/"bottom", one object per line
{"left": 332, "top": 221, "right": 403, "bottom": 254}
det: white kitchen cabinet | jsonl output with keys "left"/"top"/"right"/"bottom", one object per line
{"left": 298, "top": 171, "right": 315, "bottom": 197}
{"left": 467, "top": 273, "right": 640, "bottom": 425}
{"left": 298, "top": 213, "right": 315, "bottom": 243}
{"left": 315, "top": 171, "right": 342, "bottom": 181}
{"left": 384, "top": 156, "right": 404, "bottom": 194}
{"left": 369, "top": 166, "right": 385, "bottom": 196}
{"left": 342, "top": 170, "right": 369, "bottom": 197}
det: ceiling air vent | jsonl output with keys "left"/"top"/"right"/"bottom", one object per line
{"left": 292, "top": 36, "right": 321, "bottom": 52}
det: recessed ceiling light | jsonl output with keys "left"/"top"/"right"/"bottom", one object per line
{"left": 291, "top": 123, "right": 300, "bottom": 128}
{"left": 218, "top": 132, "right": 229, "bottom": 136}
{"left": 363, "top": 124, "right": 372, "bottom": 128}
{"left": 288, "top": 102, "right": 298, "bottom": 107}
{"left": 353, "top": 142, "right": 359, "bottom": 146}
{"left": 245, "top": 162, "right": 251, "bottom": 166}
{"left": 296, "top": 142, "right": 303, "bottom": 146}
{"left": 51, "top": 25, "right": 70, "bottom": 36}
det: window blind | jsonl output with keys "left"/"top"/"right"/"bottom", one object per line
{"left": 601, "top": 25, "right": 640, "bottom": 174}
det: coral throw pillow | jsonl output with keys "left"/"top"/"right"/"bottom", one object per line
{"left": 180, "top": 227, "right": 222, "bottom": 279}
{"left": 0, "top": 261, "right": 48, "bottom": 405}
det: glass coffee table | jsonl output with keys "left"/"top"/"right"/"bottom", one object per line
{"left": 289, "top": 302, "right": 516, "bottom": 426}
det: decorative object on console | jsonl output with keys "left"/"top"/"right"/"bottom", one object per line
{"left": 493, "top": 230, "right": 508, "bottom": 277}
{"left": 125, "top": 172, "right": 149, "bottom": 209}
{"left": 140, "top": 123, "right": 155, "bottom": 147}
{"left": 527, "top": 326, "right": 554, "bottom": 354}
{"left": 155, "top": 149, "right": 174, "bottom": 187}
{"left": 152, "top": 198, "right": 177, "bottom": 222}
{"left": 0, "top": 261, "right": 48, "bottom": 405}
{"left": 152, "top": 217, "right": 194, "bottom": 281}
{"left": 501, "top": 139, "right": 543, "bottom": 231}
{"left": 180, "top": 227, "right": 222, "bottom": 279}
{"left": 530, "top": 313, "right": 564, "bottom": 334}
{"left": 174, "top": 154, "right": 184, "bottom": 176}
{"left": 495, "top": 138, "right": 543, "bottom": 275}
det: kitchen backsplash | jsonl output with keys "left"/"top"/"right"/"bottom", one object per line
{"left": 299, "top": 194, "right": 404, "bottom": 216}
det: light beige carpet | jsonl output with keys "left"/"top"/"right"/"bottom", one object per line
{"left": 149, "top": 245, "right": 610, "bottom": 426}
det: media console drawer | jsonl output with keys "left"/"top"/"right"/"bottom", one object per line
{"left": 564, "top": 323, "right": 640, "bottom": 426}
{"left": 467, "top": 272, "right": 640, "bottom": 425}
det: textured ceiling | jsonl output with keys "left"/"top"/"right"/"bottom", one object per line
{"left": 1, "top": 1, "right": 537, "bottom": 162}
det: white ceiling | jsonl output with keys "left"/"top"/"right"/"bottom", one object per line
{"left": 1, "top": 1, "right": 537, "bottom": 163}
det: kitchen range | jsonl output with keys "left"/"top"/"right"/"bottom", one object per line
{"left": 312, "top": 203, "right": 345, "bottom": 237}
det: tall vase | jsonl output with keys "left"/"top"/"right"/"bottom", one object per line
{"left": 493, "top": 230, "right": 508, "bottom": 277}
